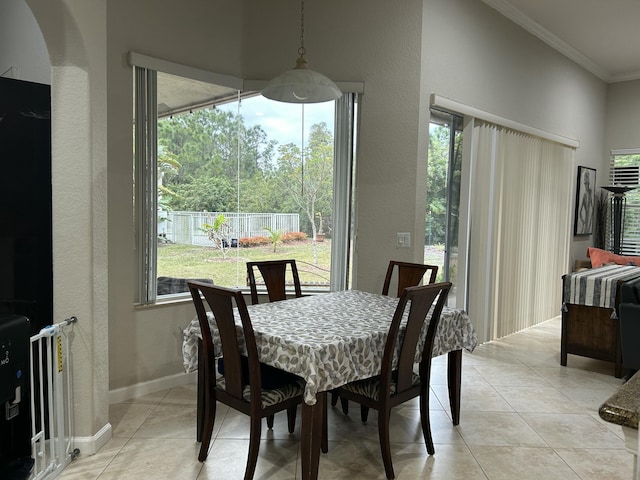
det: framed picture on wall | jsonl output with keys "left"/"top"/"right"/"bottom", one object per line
{"left": 574, "top": 166, "right": 596, "bottom": 236}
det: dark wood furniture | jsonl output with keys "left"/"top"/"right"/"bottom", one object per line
{"left": 333, "top": 260, "right": 440, "bottom": 414}
{"left": 560, "top": 267, "right": 640, "bottom": 378}
{"left": 246, "top": 259, "right": 302, "bottom": 305}
{"left": 188, "top": 281, "right": 304, "bottom": 478}
{"left": 183, "top": 289, "right": 476, "bottom": 480}
{"left": 561, "top": 303, "right": 623, "bottom": 377}
{"left": 381, "top": 260, "right": 439, "bottom": 297}
{"left": 334, "top": 282, "right": 452, "bottom": 479}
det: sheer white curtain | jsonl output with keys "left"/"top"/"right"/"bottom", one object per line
{"left": 468, "top": 121, "right": 573, "bottom": 341}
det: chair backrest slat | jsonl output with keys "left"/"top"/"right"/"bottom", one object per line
{"left": 188, "top": 281, "right": 262, "bottom": 402}
{"left": 382, "top": 260, "right": 439, "bottom": 297}
{"left": 247, "top": 259, "right": 302, "bottom": 304}
{"left": 380, "top": 282, "right": 451, "bottom": 395}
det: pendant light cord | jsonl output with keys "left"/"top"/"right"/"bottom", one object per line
{"left": 298, "top": 0, "right": 306, "bottom": 56}
{"left": 301, "top": 103, "right": 305, "bottom": 196}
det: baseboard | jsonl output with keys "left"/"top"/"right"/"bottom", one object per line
{"left": 72, "top": 422, "right": 112, "bottom": 456}
{"left": 109, "top": 371, "right": 197, "bottom": 404}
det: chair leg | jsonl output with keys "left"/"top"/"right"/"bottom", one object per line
{"left": 198, "top": 391, "right": 217, "bottom": 462}
{"left": 331, "top": 391, "right": 339, "bottom": 407}
{"left": 340, "top": 397, "right": 349, "bottom": 415}
{"left": 360, "top": 405, "right": 369, "bottom": 423}
{"left": 322, "top": 397, "right": 328, "bottom": 454}
{"left": 378, "top": 410, "right": 395, "bottom": 479}
{"left": 419, "top": 391, "right": 435, "bottom": 455}
{"left": 245, "top": 415, "right": 262, "bottom": 480}
{"left": 287, "top": 406, "right": 297, "bottom": 433}
{"left": 267, "top": 414, "right": 274, "bottom": 429}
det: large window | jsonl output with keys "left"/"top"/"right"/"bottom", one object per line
{"left": 134, "top": 63, "right": 358, "bottom": 304}
{"left": 608, "top": 150, "right": 640, "bottom": 254}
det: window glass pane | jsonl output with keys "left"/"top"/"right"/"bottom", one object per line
{"left": 608, "top": 152, "right": 640, "bottom": 255}
{"left": 156, "top": 93, "right": 336, "bottom": 292}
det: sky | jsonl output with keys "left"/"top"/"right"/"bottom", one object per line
{"left": 217, "top": 95, "right": 334, "bottom": 147}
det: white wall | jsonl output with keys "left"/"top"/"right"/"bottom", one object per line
{"left": 105, "top": 0, "right": 244, "bottom": 392}
{"left": 606, "top": 80, "right": 640, "bottom": 152}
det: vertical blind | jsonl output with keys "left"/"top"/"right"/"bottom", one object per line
{"left": 469, "top": 121, "right": 574, "bottom": 341}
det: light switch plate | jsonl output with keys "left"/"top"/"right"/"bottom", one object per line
{"left": 396, "top": 232, "right": 411, "bottom": 248}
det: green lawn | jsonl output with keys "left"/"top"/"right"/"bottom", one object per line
{"left": 158, "top": 240, "right": 332, "bottom": 287}
{"left": 158, "top": 240, "right": 447, "bottom": 288}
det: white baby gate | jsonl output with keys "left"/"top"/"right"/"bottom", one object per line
{"left": 29, "top": 316, "right": 79, "bottom": 480}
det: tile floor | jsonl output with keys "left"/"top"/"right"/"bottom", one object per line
{"left": 57, "top": 317, "right": 635, "bottom": 479}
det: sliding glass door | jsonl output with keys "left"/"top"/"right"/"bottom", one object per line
{"left": 426, "top": 109, "right": 463, "bottom": 306}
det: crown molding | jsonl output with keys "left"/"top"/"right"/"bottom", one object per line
{"left": 481, "top": 0, "right": 612, "bottom": 82}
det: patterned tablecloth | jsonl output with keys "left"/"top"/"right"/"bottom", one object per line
{"left": 182, "top": 289, "right": 478, "bottom": 405}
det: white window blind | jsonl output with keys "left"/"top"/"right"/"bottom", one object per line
{"left": 609, "top": 149, "right": 640, "bottom": 255}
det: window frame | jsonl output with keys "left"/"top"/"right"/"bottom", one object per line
{"left": 132, "top": 56, "right": 361, "bottom": 305}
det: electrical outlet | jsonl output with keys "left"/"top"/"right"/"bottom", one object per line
{"left": 396, "top": 232, "right": 411, "bottom": 248}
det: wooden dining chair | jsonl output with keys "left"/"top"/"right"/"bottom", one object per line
{"left": 246, "top": 259, "right": 303, "bottom": 305}
{"left": 187, "top": 281, "right": 304, "bottom": 478}
{"left": 381, "top": 260, "right": 439, "bottom": 297}
{"left": 332, "top": 260, "right": 439, "bottom": 414}
{"left": 334, "top": 282, "right": 452, "bottom": 480}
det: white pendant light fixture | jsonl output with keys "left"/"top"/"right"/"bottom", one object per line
{"left": 262, "top": 0, "right": 341, "bottom": 104}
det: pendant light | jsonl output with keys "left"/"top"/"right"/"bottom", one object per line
{"left": 262, "top": 0, "right": 341, "bottom": 103}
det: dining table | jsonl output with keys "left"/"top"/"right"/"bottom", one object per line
{"left": 182, "top": 289, "right": 477, "bottom": 480}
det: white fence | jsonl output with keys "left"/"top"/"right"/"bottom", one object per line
{"left": 29, "top": 317, "right": 79, "bottom": 480}
{"left": 160, "top": 211, "right": 300, "bottom": 246}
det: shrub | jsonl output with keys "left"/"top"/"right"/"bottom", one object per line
{"left": 238, "top": 236, "right": 270, "bottom": 248}
{"left": 281, "top": 232, "right": 308, "bottom": 243}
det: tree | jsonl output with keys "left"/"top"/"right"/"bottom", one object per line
{"left": 263, "top": 226, "right": 283, "bottom": 252}
{"left": 200, "top": 213, "right": 231, "bottom": 258}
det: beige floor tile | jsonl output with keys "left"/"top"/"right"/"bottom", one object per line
{"left": 554, "top": 448, "right": 635, "bottom": 480}
{"left": 56, "top": 437, "right": 129, "bottom": 480}
{"left": 432, "top": 382, "right": 514, "bottom": 413}
{"left": 161, "top": 384, "right": 198, "bottom": 405}
{"left": 461, "top": 346, "right": 525, "bottom": 367}
{"left": 520, "top": 413, "right": 626, "bottom": 449}
{"left": 493, "top": 385, "right": 584, "bottom": 413}
{"left": 455, "top": 411, "right": 547, "bottom": 447}
{"left": 316, "top": 440, "right": 388, "bottom": 479}
{"left": 509, "top": 348, "right": 562, "bottom": 366}
{"left": 469, "top": 445, "right": 581, "bottom": 480}
{"left": 317, "top": 440, "right": 481, "bottom": 479}
{"left": 396, "top": 443, "right": 488, "bottom": 480}
{"left": 198, "top": 438, "right": 298, "bottom": 480}
{"left": 474, "top": 365, "right": 552, "bottom": 387}
{"left": 95, "top": 437, "right": 203, "bottom": 480}
{"left": 109, "top": 402, "right": 156, "bottom": 438}
{"left": 561, "top": 385, "right": 620, "bottom": 411}
{"left": 119, "top": 388, "right": 170, "bottom": 404}
{"left": 133, "top": 403, "right": 198, "bottom": 439}
{"left": 533, "top": 366, "right": 623, "bottom": 389}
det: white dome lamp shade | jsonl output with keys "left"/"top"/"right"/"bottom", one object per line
{"left": 262, "top": 0, "right": 341, "bottom": 104}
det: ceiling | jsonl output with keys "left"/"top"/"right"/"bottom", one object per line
{"left": 482, "top": 0, "right": 640, "bottom": 83}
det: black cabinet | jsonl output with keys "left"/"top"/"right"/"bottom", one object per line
{"left": 0, "top": 77, "right": 52, "bottom": 334}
